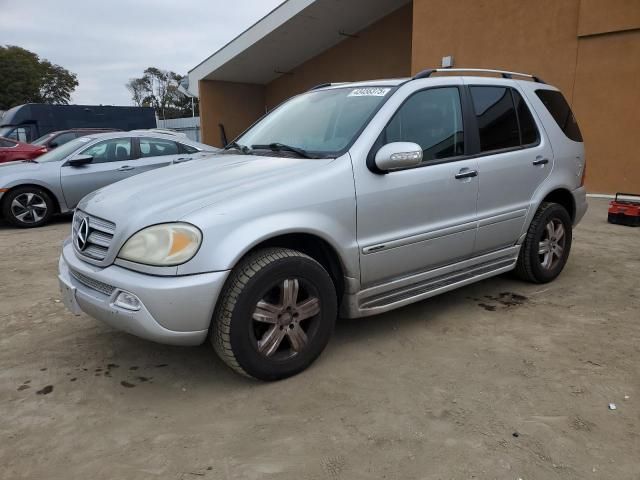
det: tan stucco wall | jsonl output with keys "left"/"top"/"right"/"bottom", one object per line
{"left": 198, "top": 80, "right": 265, "bottom": 147}
{"left": 411, "top": 0, "right": 581, "bottom": 102}
{"left": 572, "top": 29, "right": 640, "bottom": 193}
{"left": 578, "top": 0, "right": 640, "bottom": 36}
{"left": 411, "top": 0, "right": 640, "bottom": 193}
{"left": 264, "top": 4, "right": 413, "bottom": 109}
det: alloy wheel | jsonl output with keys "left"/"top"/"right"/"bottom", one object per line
{"left": 251, "top": 278, "right": 321, "bottom": 360}
{"left": 538, "top": 218, "right": 566, "bottom": 270}
{"left": 11, "top": 193, "right": 48, "bottom": 224}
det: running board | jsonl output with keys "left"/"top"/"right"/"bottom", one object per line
{"left": 342, "top": 247, "right": 519, "bottom": 318}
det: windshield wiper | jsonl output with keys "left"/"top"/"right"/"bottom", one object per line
{"left": 251, "top": 143, "right": 314, "bottom": 159}
{"left": 224, "top": 141, "right": 252, "bottom": 154}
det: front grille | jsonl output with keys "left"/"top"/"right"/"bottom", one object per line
{"left": 70, "top": 269, "right": 115, "bottom": 296}
{"left": 73, "top": 211, "right": 116, "bottom": 261}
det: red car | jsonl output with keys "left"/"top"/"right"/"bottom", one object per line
{"left": 0, "top": 136, "right": 47, "bottom": 163}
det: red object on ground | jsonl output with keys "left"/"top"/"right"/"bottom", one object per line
{"left": 608, "top": 193, "right": 640, "bottom": 227}
{"left": 0, "top": 136, "right": 47, "bottom": 163}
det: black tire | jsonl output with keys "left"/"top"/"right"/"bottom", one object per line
{"left": 1, "top": 186, "right": 54, "bottom": 228}
{"left": 211, "top": 247, "right": 337, "bottom": 380}
{"left": 515, "top": 202, "right": 573, "bottom": 283}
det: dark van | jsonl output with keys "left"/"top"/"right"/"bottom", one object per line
{"left": 0, "top": 104, "right": 156, "bottom": 142}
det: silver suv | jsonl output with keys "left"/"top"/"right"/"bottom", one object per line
{"left": 59, "top": 69, "right": 587, "bottom": 380}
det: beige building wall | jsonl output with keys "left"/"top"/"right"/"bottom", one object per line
{"left": 198, "top": 80, "right": 265, "bottom": 147}
{"left": 264, "top": 4, "right": 413, "bottom": 109}
{"left": 411, "top": 0, "right": 640, "bottom": 193}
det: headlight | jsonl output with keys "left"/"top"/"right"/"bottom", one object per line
{"left": 118, "top": 223, "right": 202, "bottom": 266}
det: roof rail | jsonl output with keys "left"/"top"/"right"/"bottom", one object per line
{"left": 309, "top": 82, "right": 333, "bottom": 91}
{"left": 308, "top": 82, "right": 351, "bottom": 91}
{"left": 412, "top": 68, "right": 545, "bottom": 84}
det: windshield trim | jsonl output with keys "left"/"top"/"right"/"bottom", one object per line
{"left": 231, "top": 85, "right": 399, "bottom": 159}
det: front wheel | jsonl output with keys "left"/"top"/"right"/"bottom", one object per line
{"left": 211, "top": 247, "right": 337, "bottom": 380}
{"left": 2, "top": 186, "right": 54, "bottom": 228}
{"left": 515, "top": 202, "right": 573, "bottom": 283}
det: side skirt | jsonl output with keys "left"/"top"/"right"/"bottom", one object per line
{"left": 341, "top": 246, "right": 520, "bottom": 318}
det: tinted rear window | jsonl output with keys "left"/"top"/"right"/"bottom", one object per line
{"left": 535, "top": 90, "right": 583, "bottom": 142}
{"left": 470, "top": 86, "right": 520, "bottom": 152}
{"left": 512, "top": 90, "right": 539, "bottom": 145}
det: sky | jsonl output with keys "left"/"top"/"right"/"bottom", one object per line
{"left": 0, "top": 0, "right": 284, "bottom": 106}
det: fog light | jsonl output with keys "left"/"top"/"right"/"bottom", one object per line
{"left": 114, "top": 291, "right": 141, "bottom": 311}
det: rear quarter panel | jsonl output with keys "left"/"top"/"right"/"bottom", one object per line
{"left": 518, "top": 81, "right": 586, "bottom": 230}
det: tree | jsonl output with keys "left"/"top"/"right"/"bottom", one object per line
{"left": 126, "top": 67, "right": 198, "bottom": 119}
{"left": 126, "top": 77, "right": 150, "bottom": 107}
{"left": 0, "top": 45, "right": 78, "bottom": 110}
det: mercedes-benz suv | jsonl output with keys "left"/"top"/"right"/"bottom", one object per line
{"left": 59, "top": 68, "right": 588, "bottom": 380}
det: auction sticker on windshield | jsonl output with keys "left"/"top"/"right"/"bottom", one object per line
{"left": 348, "top": 87, "right": 391, "bottom": 97}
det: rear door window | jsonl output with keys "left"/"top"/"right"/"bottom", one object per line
{"left": 470, "top": 86, "right": 520, "bottom": 152}
{"left": 139, "top": 138, "right": 180, "bottom": 157}
{"left": 535, "top": 89, "right": 583, "bottom": 142}
{"left": 511, "top": 89, "right": 539, "bottom": 145}
{"left": 179, "top": 143, "right": 199, "bottom": 154}
{"left": 0, "top": 138, "right": 17, "bottom": 147}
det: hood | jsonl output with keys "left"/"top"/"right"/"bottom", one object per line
{"left": 79, "top": 154, "right": 332, "bottom": 228}
{"left": 0, "top": 160, "right": 42, "bottom": 176}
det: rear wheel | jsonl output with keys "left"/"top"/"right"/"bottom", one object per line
{"left": 515, "top": 202, "right": 572, "bottom": 283}
{"left": 2, "top": 186, "right": 54, "bottom": 228}
{"left": 211, "top": 247, "right": 337, "bottom": 380}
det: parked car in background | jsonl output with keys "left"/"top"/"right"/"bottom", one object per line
{"left": 0, "top": 104, "right": 156, "bottom": 142}
{"left": 32, "top": 128, "right": 121, "bottom": 151}
{"left": 57, "top": 69, "right": 587, "bottom": 381}
{"left": 0, "top": 131, "right": 218, "bottom": 227}
{"left": 0, "top": 137, "right": 47, "bottom": 163}
{"left": 133, "top": 128, "right": 188, "bottom": 138}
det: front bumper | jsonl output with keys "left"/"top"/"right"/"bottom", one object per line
{"left": 58, "top": 238, "right": 229, "bottom": 346}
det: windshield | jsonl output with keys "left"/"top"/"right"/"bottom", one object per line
{"left": 32, "top": 133, "right": 56, "bottom": 145}
{"left": 235, "top": 86, "right": 394, "bottom": 157}
{"left": 35, "top": 137, "right": 93, "bottom": 163}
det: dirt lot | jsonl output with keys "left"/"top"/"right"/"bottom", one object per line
{"left": 0, "top": 198, "right": 638, "bottom": 480}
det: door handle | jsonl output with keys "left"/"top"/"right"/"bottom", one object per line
{"left": 117, "top": 165, "right": 135, "bottom": 171}
{"left": 173, "top": 157, "right": 192, "bottom": 164}
{"left": 455, "top": 169, "right": 478, "bottom": 180}
{"left": 533, "top": 157, "right": 549, "bottom": 166}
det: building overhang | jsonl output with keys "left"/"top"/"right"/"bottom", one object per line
{"left": 188, "top": 0, "right": 411, "bottom": 96}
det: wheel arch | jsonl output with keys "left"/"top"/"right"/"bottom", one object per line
{"left": 1, "top": 183, "right": 62, "bottom": 216}
{"left": 241, "top": 232, "right": 347, "bottom": 303}
{"left": 541, "top": 188, "right": 576, "bottom": 222}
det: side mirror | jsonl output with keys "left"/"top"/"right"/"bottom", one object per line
{"left": 68, "top": 155, "right": 93, "bottom": 167}
{"left": 49, "top": 141, "right": 59, "bottom": 149}
{"left": 374, "top": 142, "right": 423, "bottom": 172}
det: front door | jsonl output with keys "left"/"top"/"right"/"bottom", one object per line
{"left": 60, "top": 137, "right": 136, "bottom": 208}
{"left": 354, "top": 86, "right": 479, "bottom": 287}
{"left": 466, "top": 83, "right": 554, "bottom": 254}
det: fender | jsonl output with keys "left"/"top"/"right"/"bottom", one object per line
{"left": 176, "top": 210, "right": 360, "bottom": 278}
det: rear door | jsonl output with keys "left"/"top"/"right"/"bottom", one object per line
{"left": 60, "top": 137, "right": 136, "bottom": 207}
{"left": 133, "top": 137, "right": 184, "bottom": 174}
{"left": 466, "top": 82, "right": 553, "bottom": 255}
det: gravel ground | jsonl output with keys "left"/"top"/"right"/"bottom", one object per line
{"left": 1, "top": 198, "right": 639, "bottom": 480}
